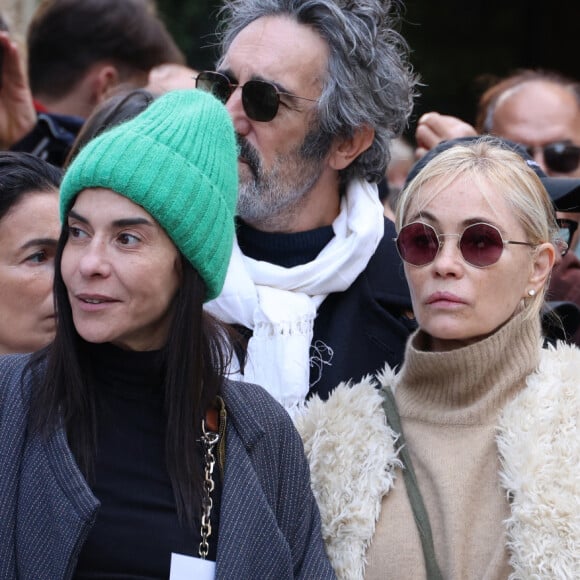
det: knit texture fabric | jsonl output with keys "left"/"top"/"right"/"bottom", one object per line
{"left": 60, "top": 89, "right": 238, "bottom": 300}
{"left": 365, "top": 311, "right": 542, "bottom": 580}
{"left": 295, "top": 311, "right": 579, "bottom": 579}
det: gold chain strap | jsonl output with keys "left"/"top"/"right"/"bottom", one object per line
{"left": 199, "top": 419, "right": 220, "bottom": 559}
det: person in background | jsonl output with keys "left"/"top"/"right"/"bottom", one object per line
{"left": 0, "top": 151, "right": 61, "bottom": 354}
{"left": 415, "top": 69, "right": 580, "bottom": 344}
{"left": 1, "top": 0, "right": 185, "bottom": 166}
{"left": 0, "top": 21, "right": 37, "bottom": 151}
{"left": 146, "top": 63, "right": 198, "bottom": 94}
{"left": 416, "top": 70, "right": 580, "bottom": 182}
{"left": 200, "top": 0, "right": 418, "bottom": 411}
{"left": 64, "top": 88, "right": 156, "bottom": 167}
{"left": 475, "top": 70, "right": 580, "bottom": 256}
{"left": 0, "top": 89, "right": 334, "bottom": 579}
{"left": 295, "top": 136, "right": 579, "bottom": 579}
{"left": 383, "top": 136, "right": 415, "bottom": 219}
{"left": 475, "top": 71, "right": 580, "bottom": 174}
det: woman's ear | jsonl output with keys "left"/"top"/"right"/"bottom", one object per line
{"left": 328, "top": 125, "right": 375, "bottom": 171}
{"left": 526, "top": 242, "right": 556, "bottom": 296}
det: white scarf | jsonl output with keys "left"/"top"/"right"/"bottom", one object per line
{"left": 205, "top": 178, "right": 384, "bottom": 411}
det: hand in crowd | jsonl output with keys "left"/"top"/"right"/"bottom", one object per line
{"left": 415, "top": 111, "right": 477, "bottom": 158}
{"left": 146, "top": 63, "right": 198, "bottom": 94}
{"left": 0, "top": 32, "right": 36, "bottom": 150}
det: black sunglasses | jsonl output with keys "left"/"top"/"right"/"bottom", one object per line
{"left": 524, "top": 141, "right": 580, "bottom": 174}
{"left": 195, "top": 70, "right": 318, "bottom": 122}
{"left": 556, "top": 217, "right": 577, "bottom": 256}
{"left": 395, "top": 222, "right": 536, "bottom": 268}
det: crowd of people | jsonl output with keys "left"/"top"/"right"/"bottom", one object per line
{"left": 0, "top": 0, "right": 578, "bottom": 579}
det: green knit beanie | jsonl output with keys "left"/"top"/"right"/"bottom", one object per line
{"left": 60, "top": 89, "right": 238, "bottom": 301}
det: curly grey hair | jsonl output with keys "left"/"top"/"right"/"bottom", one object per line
{"left": 216, "top": 0, "right": 418, "bottom": 184}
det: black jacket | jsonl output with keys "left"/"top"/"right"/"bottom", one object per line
{"left": 308, "top": 218, "right": 416, "bottom": 399}
{"left": 11, "top": 112, "right": 83, "bottom": 167}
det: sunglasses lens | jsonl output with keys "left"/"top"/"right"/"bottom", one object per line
{"left": 396, "top": 222, "right": 439, "bottom": 266}
{"left": 556, "top": 218, "right": 577, "bottom": 255}
{"left": 460, "top": 224, "right": 504, "bottom": 267}
{"left": 557, "top": 220, "right": 572, "bottom": 247}
{"left": 242, "top": 81, "right": 279, "bottom": 122}
{"left": 544, "top": 143, "right": 580, "bottom": 173}
{"left": 196, "top": 72, "right": 231, "bottom": 103}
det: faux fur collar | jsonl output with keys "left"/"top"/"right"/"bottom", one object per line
{"left": 293, "top": 366, "right": 401, "bottom": 580}
{"left": 497, "top": 342, "right": 580, "bottom": 579}
{"left": 294, "top": 344, "right": 580, "bottom": 580}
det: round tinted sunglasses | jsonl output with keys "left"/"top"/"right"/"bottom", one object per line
{"left": 524, "top": 141, "right": 580, "bottom": 174}
{"left": 395, "top": 222, "right": 536, "bottom": 268}
{"left": 195, "top": 70, "right": 318, "bottom": 122}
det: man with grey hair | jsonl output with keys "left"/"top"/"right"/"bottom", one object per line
{"left": 201, "top": 0, "right": 417, "bottom": 410}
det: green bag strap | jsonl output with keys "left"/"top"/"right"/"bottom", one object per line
{"left": 380, "top": 386, "right": 444, "bottom": 580}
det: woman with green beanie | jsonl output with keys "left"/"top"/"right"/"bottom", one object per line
{"left": 0, "top": 89, "right": 334, "bottom": 580}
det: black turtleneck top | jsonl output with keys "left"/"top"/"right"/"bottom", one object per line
{"left": 236, "top": 218, "right": 334, "bottom": 267}
{"left": 73, "top": 342, "right": 221, "bottom": 579}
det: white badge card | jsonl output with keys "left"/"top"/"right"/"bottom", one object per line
{"left": 169, "top": 552, "right": 216, "bottom": 580}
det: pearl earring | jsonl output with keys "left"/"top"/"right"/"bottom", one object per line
{"left": 528, "top": 289, "right": 536, "bottom": 297}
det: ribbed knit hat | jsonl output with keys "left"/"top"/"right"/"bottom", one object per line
{"left": 60, "top": 89, "right": 238, "bottom": 300}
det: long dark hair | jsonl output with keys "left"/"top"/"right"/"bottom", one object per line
{"left": 28, "top": 222, "right": 232, "bottom": 525}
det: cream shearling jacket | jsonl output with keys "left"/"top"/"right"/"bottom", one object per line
{"left": 294, "top": 343, "right": 580, "bottom": 580}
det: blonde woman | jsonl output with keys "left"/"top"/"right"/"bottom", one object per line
{"left": 296, "top": 136, "right": 579, "bottom": 579}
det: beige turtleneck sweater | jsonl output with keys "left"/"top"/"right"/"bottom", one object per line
{"left": 365, "top": 312, "right": 542, "bottom": 580}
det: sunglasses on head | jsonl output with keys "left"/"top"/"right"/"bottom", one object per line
{"left": 395, "top": 222, "right": 536, "bottom": 268}
{"left": 524, "top": 141, "right": 580, "bottom": 174}
{"left": 195, "top": 70, "right": 318, "bottom": 122}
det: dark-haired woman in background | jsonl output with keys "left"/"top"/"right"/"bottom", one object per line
{"left": 0, "top": 151, "right": 62, "bottom": 353}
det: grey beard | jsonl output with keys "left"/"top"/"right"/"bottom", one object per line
{"left": 236, "top": 165, "right": 322, "bottom": 226}
{"left": 235, "top": 126, "right": 332, "bottom": 227}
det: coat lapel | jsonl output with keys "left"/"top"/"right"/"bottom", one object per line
{"left": 216, "top": 381, "right": 295, "bottom": 578}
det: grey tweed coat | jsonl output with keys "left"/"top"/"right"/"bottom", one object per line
{"left": 0, "top": 353, "right": 335, "bottom": 579}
